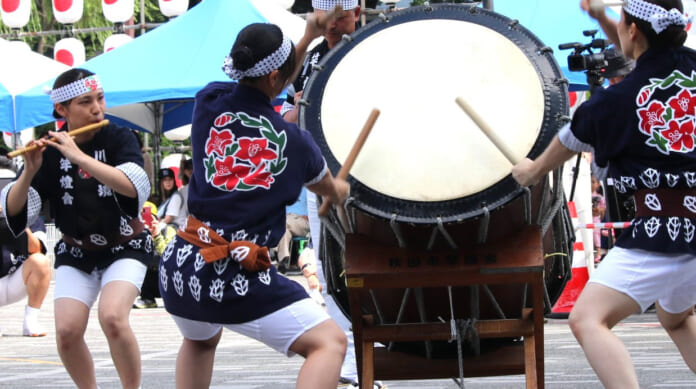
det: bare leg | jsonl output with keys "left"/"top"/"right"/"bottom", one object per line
{"left": 175, "top": 330, "right": 222, "bottom": 389}
{"left": 22, "top": 253, "right": 51, "bottom": 308}
{"left": 98, "top": 281, "right": 141, "bottom": 389}
{"left": 290, "top": 319, "right": 346, "bottom": 389}
{"left": 568, "top": 283, "right": 641, "bottom": 389}
{"left": 55, "top": 298, "right": 97, "bottom": 389}
{"left": 656, "top": 304, "right": 696, "bottom": 372}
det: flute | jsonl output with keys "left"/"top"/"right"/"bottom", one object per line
{"left": 7, "top": 119, "right": 109, "bottom": 158}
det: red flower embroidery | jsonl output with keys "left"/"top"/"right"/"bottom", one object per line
{"left": 206, "top": 129, "right": 234, "bottom": 156}
{"left": 667, "top": 89, "right": 696, "bottom": 119}
{"left": 242, "top": 165, "right": 275, "bottom": 188}
{"left": 235, "top": 138, "right": 277, "bottom": 166}
{"left": 660, "top": 120, "right": 695, "bottom": 151}
{"left": 212, "top": 156, "right": 250, "bottom": 190}
{"left": 637, "top": 101, "right": 666, "bottom": 134}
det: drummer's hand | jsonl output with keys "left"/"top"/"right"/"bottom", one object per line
{"left": 306, "top": 5, "right": 342, "bottom": 39}
{"left": 44, "top": 130, "right": 88, "bottom": 165}
{"left": 330, "top": 178, "right": 350, "bottom": 205}
{"left": 580, "top": 0, "right": 606, "bottom": 20}
{"left": 511, "top": 158, "right": 541, "bottom": 187}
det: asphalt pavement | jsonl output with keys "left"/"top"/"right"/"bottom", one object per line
{"left": 0, "top": 276, "right": 694, "bottom": 388}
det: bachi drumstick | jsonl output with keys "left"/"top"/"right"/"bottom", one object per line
{"left": 318, "top": 108, "right": 380, "bottom": 217}
{"left": 455, "top": 96, "right": 519, "bottom": 165}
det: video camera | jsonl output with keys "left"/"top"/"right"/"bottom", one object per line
{"left": 559, "top": 30, "right": 612, "bottom": 91}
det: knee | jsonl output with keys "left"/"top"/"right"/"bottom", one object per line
{"left": 328, "top": 326, "right": 347, "bottom": 358}
{"left": 25, "top": 254, "right": 51, "bottom": 278}
{"left": 98, "top": 310, "right": 128, "bottom": 338}
{"left": 568, "top": 309, "right": 597, "bottom": 342}
{"left": 55, "top": 324, "right": 82, "bottom": 350}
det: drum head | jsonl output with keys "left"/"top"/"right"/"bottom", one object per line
{"left": 301, "top": 4, "right": 568, "bottom": 223}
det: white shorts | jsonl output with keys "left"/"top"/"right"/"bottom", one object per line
{"left": 53, "top": 259, "right": 147, "bottom": 308}
{"left": 171, "top": 298, "right": 330, "bottom": 356}
{"left": 589, "top": 246, "right": 696, "bottom": 313}
{"left": 0, "top": 266, "right": 26, "bottom": 306}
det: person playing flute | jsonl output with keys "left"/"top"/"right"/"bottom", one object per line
{"left": 1, "top": 68, "right": 152, "bottom": 389}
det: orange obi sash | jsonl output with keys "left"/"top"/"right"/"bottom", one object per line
{"left": 176, "top": 216, "right": 271, "bottom": 272}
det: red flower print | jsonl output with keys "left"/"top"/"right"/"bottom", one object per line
{"left": 84, "top": 78, "right": 98, "bottom": 91}
{"left": 660, "top": 120, "right": 695, "bottom": 151}
{"left": 212, "top": 156, "right": 250, "bottom": 190}
{"left": 235, "top": 138, "right": 277, "bottom": 166}
{"left": 214, "top": 113, "right": 235, "bottom": 127}
{"left": 242, "top": 165, "right": 275, "bottom": 188}
{"left": 637, "top": 101, "right": 666, "bottom": 134}
{"left": 206, "top": 129, "right": 234, "bottom": 156}
{"left": 667, "top": 89, "right": 696, "bottom": 119}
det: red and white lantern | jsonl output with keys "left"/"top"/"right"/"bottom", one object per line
{"left": 1, "top": 0, "right": 31, "bottom": 28}
{"left": 103, "top": 33, "right": 132, "bottom": 52}
{"left": 54, "top": 37, "right": 85, "bottom": 67}
{"left": 158, "top": 0, "right": 187, "bottom": 18}
{"left": 102, "top": 0, "right": 133, "bottom": 23}
{"left": 52, "top": 0, "right": 83, "bottom": 24}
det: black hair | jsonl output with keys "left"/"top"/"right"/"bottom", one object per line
{"left": 230, "top": 23, "right": 296, "bottom": 84}
{"left": 624, "top": 0, "right": 688, "bottom": 49}
{"left": 51, "top": 68, "right": 96, "bottom": 119}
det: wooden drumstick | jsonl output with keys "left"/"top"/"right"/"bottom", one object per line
{"left": 455, "top": 96, "right": 519, "bottom": 165}
{"left": 7, "top": 119, "right": 109, "bottom": 158}
{"left": 590, "top": 0, "right": 625, "bottom": 10}
{"left": 318, "top": 108, "right": 380, "bottom": 217}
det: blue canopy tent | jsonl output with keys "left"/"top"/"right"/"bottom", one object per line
{"left": 0, "top": 38, "right": 70, "bottom": 137}
{"left": 15, "top": 0, "right": 308, "bottom": 134}
{"left": 493, "top": 0, "right": 610, "bottom": 91}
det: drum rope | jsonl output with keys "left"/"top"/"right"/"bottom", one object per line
{"left": 447, "top": 286, "right": 466, "bottom": 388}
{"left": 482, "top": 285, "right": 506, "bottom": 319}
{"left": 540, "top": 168, "right": 565, "bottom": 235}
{"left": 437, "top": 217, "right": 458, "bottom": 249}
{"left": 477, "top": 206, "right": 490, "bottom": 244}
{"left": 390, "top": 214, "right": 407, "bottom": 248}
{"left": 522, "top": 187, "right": 532, "bottom": 225}
{"left": 344, "top": 197, "right": 356, "bottom": 234}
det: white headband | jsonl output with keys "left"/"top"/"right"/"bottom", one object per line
{"left": 222, "top": 35, "right": 292, "bottom": 80}
{"left": 312, "top": 0, "right": 358, "bottom": 10}
{"left": 49, "top": 75, "right": 102, "bottom": 104}
{"left": 624, "top": 0, "right": 692, "bottom": 34}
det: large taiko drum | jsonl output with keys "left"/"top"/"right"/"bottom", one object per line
{"left": 300, "top": 4, "right": 574, "bottom": 358}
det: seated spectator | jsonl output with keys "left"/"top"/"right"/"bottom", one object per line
{"left": 275, "top": 188, "right": 310, "bottom": 272}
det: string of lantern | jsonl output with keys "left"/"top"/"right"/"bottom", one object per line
{"left": 0, "top": 0, "right": 188, "bottom": 66}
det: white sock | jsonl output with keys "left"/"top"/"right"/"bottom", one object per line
{"left": 25, "top": 305, "right": 41, "bottom": 320}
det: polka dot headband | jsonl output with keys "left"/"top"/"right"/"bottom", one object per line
{"left": 49, "top": 75, "right": 102, "bottom": 103}
{"left": 624, "top": 0, "right": 692, "bottom": 34}
{"left": 312, "top": 0, "right": 358, "bottom": 10}
{"left": 222, "top": 35, "right": 292, "bottom": 80}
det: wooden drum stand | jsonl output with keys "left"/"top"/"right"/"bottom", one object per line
{"left": 344, "top": 226, "right": 546, "bottom": 389}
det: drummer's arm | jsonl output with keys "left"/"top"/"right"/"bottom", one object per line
{"left": 580, "top": 0, "right": 620, "bottom": 47}
{"left": 512, "top": 136, "right": 575, "bottom": 187}
{"left": 307, "top": 172, "right": 350, "bottom": 207}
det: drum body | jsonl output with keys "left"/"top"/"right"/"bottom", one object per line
{"left": 300, "top": 4, "right": 573, "bottom": 357}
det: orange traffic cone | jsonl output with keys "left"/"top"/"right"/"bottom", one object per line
{"left": 547, "top": 201, "right": 589, "bottom": 319}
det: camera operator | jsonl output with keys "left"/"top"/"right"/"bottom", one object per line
{"left": 512, "top": 1, "right": 696, "bottom": 387}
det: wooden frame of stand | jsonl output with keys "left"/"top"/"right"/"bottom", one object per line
{"left": 344, "top": 226, "right": 545, "bottom": 389}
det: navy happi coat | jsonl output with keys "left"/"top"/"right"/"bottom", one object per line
{"left": 160, "top": 82, "right": 327, "bottom": 324}
{"left": 561, "top": 47, "right": 696, "bottom": 255}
